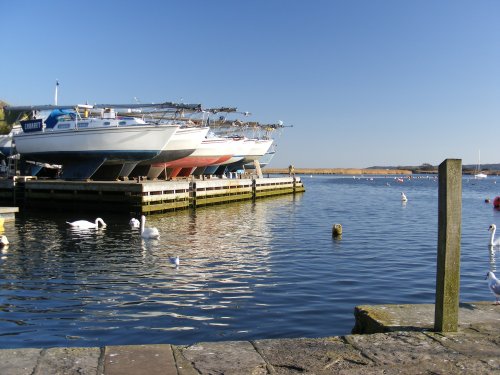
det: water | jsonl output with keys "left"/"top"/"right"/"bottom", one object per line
{"left": 1, "top": 175, "right": 499, "bottom": 348}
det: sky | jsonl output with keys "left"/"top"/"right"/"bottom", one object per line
{"left": 1, "top": 0, "right": 499, "bottom": 168}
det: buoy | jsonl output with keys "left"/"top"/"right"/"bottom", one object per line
{"left": 332, "top": 224, "right": 342, "bottom": 238}
{"left": 494, "top": 196, "right": 500, "bottom": 208}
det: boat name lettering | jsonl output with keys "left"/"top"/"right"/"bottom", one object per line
{"left": 20, "top": 119, "right": 43, "bottom": 133}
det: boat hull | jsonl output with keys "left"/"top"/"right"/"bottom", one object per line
{"left": 14, "top": 125, "right": 178, "bottom": 180}
{"left": 226, "top": 139, "right": 274, "bottom": 172}
{"left": 164, "top": 138, "right": 233, "bottom": 169}
{"left": 128, "top": 127, "right": 209, "bottom": 179}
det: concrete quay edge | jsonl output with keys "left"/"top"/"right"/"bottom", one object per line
{"left": 0, "top": 301, "right": 499, "bottom": 375}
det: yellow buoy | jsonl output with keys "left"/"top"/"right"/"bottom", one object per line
{"left": 332, "top": 224, "right": 342, "bottom": 238}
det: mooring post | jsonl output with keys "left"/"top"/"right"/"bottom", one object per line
{"left": 190, "top": 181, "right": 196, "bottom": 208}
{"left": 434, "top": 159, "right": 462, "bottom": 332}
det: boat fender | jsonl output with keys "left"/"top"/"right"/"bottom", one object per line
{"left": 494, "top": 196, "right": 500, "bottom": 208}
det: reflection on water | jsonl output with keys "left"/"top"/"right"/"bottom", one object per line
{"left": 489, "top": 247, "right": 497, "bottom": 272}
{"left": 1, "top": 176, "right": 499, "bottom": 348}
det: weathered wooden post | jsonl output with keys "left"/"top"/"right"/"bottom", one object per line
{"left": 434, "top": 159, "right": 462, "bottom": 332}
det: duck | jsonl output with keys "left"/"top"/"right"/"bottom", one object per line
{"left": 140, "top": 215, "right": 159, "bottom": 239}
{"left": 488, "top": 224, "right": 500, "bottom": 247}
{"left": 66, "top": 218, "right": 106, "bottom": 229}
{"left": 129, "top": 218, "right": 140, "bottom": 228}
{"left": 401, "top": 192, "right": 408, "bottom": 202}
{"left": 485, "top": 271, "right": 500, "bottom": 304}
{"left": 0, "top": 235, "right": 8, "bottom": 246}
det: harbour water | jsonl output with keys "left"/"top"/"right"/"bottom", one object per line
{"left": 0, "top": 174, "right": 499, "bottom": 348}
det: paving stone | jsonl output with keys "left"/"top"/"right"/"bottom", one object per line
{"left": 425, "top": 330, "right": 500, "bottom": 372}
{"left": 179, "top": 341, "right": 267, "bottom": 375}
{"left": 253, "top": 337, "right": 372, "bottom": 374}
{"left": 353, "top": 302, "right": 500, "bottom": 334}
{"left": 104, "top": 345, "right": 176, "bottom": 375}
{"left": 345, "top": 331, "right": 495, "bottom": 374}
{"left": 172, "top": 345, "right": 199, "bottom": 375}
{"left": 35, "top": 347, "right": 100, "bottom": 375}
{"left": 0, "top": 348, "right": 41, "bottom": 375}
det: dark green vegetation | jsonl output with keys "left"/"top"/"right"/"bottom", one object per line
{"left": 0, "top": 100, "right": 12, "bottom": 134}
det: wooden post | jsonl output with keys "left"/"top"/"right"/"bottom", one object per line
{"left": 434, "top": 159, "right": 462, "bottom": 332}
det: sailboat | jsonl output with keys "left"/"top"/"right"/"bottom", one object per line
{"left": 474, "top": 150, "right": 487, "bottom": 179}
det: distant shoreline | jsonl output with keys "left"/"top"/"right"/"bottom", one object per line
{"left": 263, "top": 168, "right": 500, "bottom": 176}
{"left": 263, "top": 168, "right": 413, "bottom": 175}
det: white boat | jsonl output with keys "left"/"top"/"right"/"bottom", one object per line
{"left": 164, "top": 136, "right": 235, "bottom": 178}
{"left": 226, "top": 138, "right": 274, "bottom": 172}
{"left": 474, "top": 150, "right": 487, "bottom": 179}
{"left": 244, "top": 143, "right": 276, "bottom": 169}
{"left": 126, "top": 126, "right": 210, "bottom": 179}
{"left": 202, "top": 137, "right": 255, "bottom": 175}
{"left": 13, "top": 107, "right": 179, "bottom": 179}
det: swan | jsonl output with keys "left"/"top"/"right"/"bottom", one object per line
{"left": 140, "top": 215, "right": 159, "bottom": 239}
{"left": 401, "top": 192, "right": 408, "bottom": 202}
{"left": 129, "top": 218, "right": 140, "bottom": 228}
{"left": 169, "top": 256, "right": 180, "bottom": 268}
{"left": 66, "top": 218, "right": 106, "bottom": 229}
{"left": 485, "top": 271, "right": 500, "bottom": 304}
{"left": 488, "top": 224, "right": 500, "bottom": 246}
{"left": 0, "top": 235, "right": 8, "bottom": 246}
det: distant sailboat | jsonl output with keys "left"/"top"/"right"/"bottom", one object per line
{"left": 474, "top": 150, "right": 487, "bottom": 179}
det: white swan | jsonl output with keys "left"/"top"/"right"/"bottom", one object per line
{"left": 66, "top": 218, "right": 106, "bottom": 229}
{"left": 488, "top": 224, "right": 500, "bottom": 246}
{"left": 0, "top": 235, "right": 8, "bottom": 246}
{"left": 401, "top": 192, "right": 408, "bottom": 202}
{"left": 129, "top": 218, "right": 140, "bottom": 228}
{"left": 140, "top": 215, "right": 159, "bottom": 239}
{"left": 485, "top": 271, "right": 500, "bottom": 304}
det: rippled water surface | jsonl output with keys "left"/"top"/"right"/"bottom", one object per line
{"left": 1, "top": 175, "right": 499, "bottom": 348}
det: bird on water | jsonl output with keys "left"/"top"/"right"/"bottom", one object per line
{"left": 169, "top": 256, "right": 180, "bottom": 268}
{"left": 485, "top": 271, "right": 500, "bottom": 304}
{"left": 488, "top": 224, "right": 500, "bottom": 247}
{"left": 66, "top": 218, "right": 106, "bottom": 229}
{"left": 401, "top": 192, "right": 408, "bottom": 202}
{"left": 129, "top": 218, "right": 140, "bottom": 228}
{"left": 0, "top": 235, "right": 8, "bottom": 246}
{"left": 140, "top": 215, "right": 160, "bottom": 239}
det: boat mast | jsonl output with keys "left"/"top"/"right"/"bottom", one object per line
{"left": 54, "top": 80, "right": 59, "bottom": 106}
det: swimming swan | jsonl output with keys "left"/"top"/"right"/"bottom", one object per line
{"left": 141, "top": 215, "right": 159, "bottom": 239}
{"left": 66, "top": 218, "right": 107, "bottom": 229}
{"left": 488, "top": 224, "right": 500, "bottom": 246}
{"left": 401, "top": 192, "right": 408, "bottom": 202}
{"left": 129, "top": 218, "right": 140, "bottom": 228}
{"left": 0, "top": 235, "right": 8, "bottom": 246}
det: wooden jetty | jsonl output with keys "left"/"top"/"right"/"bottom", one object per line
{"left": 0, "top": 176, "right": 305, "bottom": 215}
{"left": 0, "top": 206, "right": 18, "bottom": 221}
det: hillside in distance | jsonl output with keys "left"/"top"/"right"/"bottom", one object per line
{"left": 368, "top": 163, "right": 500, "bottom": 174}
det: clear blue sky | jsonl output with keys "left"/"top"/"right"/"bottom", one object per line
{"left": 2, "top": 0, "right": 499, "bottom": 168}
